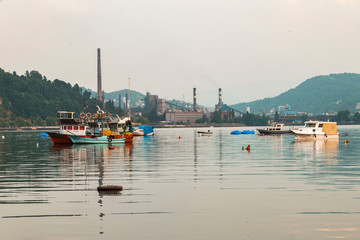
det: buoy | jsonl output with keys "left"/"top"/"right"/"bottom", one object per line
{"left": 179, "top": 136, "right": 181, "bottom": 139}
{"left": 262, "top": 134, "right": 265, "bottom": 136}
{"left": 246, "top": 145, "right": 250, "bottom": 151}
{"left": 1, "top": 136, "right": 4, "bottom": 139}
{"left": 109, "top": 146, "right": 115, "bottom": 150}
{"left": 345, "top": 133, "right": 348, "bottom": 136}
{"left": 36, "top": 143, "right": 39, "bottom": 148}
{"left": 97, "top": 185, "right": 123, "bottom": 192}
{"left": 344, "top": 140, "right": 349, "bottom": 143}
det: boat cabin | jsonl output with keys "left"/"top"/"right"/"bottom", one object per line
{"left": 266, "top": 123, "right": 284, "bottom": 131}
{"left": 300, "top": 121, "right": 338, "bottom": 135}
{"left": 57, "top": 111, "right": 87, "bottom": 135}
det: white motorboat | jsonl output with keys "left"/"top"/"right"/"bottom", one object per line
{"left": 291, "top": 121, "right": 339, "bottom": 140}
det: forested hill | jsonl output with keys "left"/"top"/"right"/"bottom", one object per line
{"left": 0, "top": 69, "right": 101, "bottom": 127}
{"left": 231, "top": 73, "right": 360, "bottom": 114}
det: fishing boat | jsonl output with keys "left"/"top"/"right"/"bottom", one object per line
{"left": 291, "top": 121, "right": 339, "bottom": 140}
{"left": 257, "top": 123, "right": 291, "bottom": 135}
{"left": 47, "top": 111, "right": 88, "bottom": 144}
{"left": 48, "top": 108, "right": 133, "bottom": 144}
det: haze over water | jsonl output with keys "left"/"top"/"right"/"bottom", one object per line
{"left": 1, "top": 126, "right": 360, "bottom": 239}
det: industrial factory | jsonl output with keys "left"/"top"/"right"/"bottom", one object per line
{"left": 96, "top": 48, "right": 236, "bottom": 124}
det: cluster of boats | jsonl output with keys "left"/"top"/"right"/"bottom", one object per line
{"left": 195, "top": 121, "right": 339, "bottom": 141}
{"left": 47, "top": 109, "right": 154, "bottom": 145}
{"left": 257, "top": 121, "right": 339, "bottom": 140}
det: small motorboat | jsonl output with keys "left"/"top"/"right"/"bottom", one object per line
{"left": 197, "top": 130, "right": 213, "bottom": 136}
{"left": 68, "top": 135, "right": 126, "bottom": 144}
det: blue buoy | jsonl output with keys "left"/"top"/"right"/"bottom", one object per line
{"left": 39, "top": 133, "right": 49, "bottom": 138}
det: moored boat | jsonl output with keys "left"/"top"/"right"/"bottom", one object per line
{"left": 48, "top": 109, "right": 133, "bottom": 144}
{"left": 197, "top": 130, "right": 213, "bottom": 136}
{"left": 291, "top": 121, "right": 339, "bottom": 140}
{"left": 257, "top": 123, "right": 291, "bottom": 135}
{"left": 68, "top": 135, "right": 126, "bottom": 144}
{"left": 47, "top": 111, "right": 88, "bottom": 144}
{"left": 132, "top": 125, "right": 154, "bottom": 136}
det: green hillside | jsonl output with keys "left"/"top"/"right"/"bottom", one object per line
{"left": 0, "top": 69, "right": 101, "bottom": 127}
{"left": 231, "top": 73, "right": 360, "bottom": 114}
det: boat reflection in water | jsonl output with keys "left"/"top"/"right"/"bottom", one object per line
{"left": 291, "top": 139, "right": 339, "bottom": 165}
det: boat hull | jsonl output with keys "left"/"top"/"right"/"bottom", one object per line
{"left": 69, "top": 135, "right": 125, "bottom": 144}
{"left": 47, "top": 132, "right": 73, "bottom": 144}
{"left": 257, "top": 129, "right": 292, "bottom": 135}
{"left": 198, "top": 131, "right": 213, "bottom": 136}
{"left": 291, "top": 130, "right": 339, "bottom": 140}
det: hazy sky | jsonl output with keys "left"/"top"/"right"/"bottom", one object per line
{"left": 1, "top": 0, "right": 360, "bottom": 107}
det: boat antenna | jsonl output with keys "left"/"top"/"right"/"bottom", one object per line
{"left": 128, "top": 77, "right": 131, "bottom": 118}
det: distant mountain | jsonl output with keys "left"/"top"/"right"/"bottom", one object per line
{"left": 80, "top": 88, "right": 145, "bottom": 107}
{"left": 105, "top": 90, "right": 145, "bottom": 107}
{"left": 231, "top": 73, "right": 360, "bottom": 115}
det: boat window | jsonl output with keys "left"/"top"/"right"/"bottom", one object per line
{"left": 305, "top": 123, "right": 316, "bottom": 128}
{"left": 276, "top": 128, "right": 281, "bottom": 130}
{"left": 74, "top": 126, "right": 78, "bottom": 130}
{"left": 68, "top": 126, "right": 73, "bottom": 130}
{"left": 63, "top": 126, "right": 66, "bottom": 130}
{"left": 319, "top": 124, "right": 323, "bottom": 128}
{"left": 80, "top": 126, "right": 84, "bottom": 130}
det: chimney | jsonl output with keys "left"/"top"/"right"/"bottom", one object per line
{"left": 193, "top": 88, "right": 197, "bottom": 111}
{"left": 97, "top": 48, "right": 103, "bottom": 105}
{"left": 218, "top": 88, "right": 222, "bottom": 104}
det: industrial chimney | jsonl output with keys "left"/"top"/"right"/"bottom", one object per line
{"left": 218, "top": 88, "right": 222, "bottom": 105}
{"left": 97, "top": 48, "right": 103, "bottom": 105}
{"left": 193, "top": 88, "right": 197, "bottom": 111}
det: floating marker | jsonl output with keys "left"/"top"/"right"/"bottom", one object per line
{"left": 108, "top": 146, "right": 114, "bottom": 150}
{"left": 179, "top": 136, "right": 181, "bottom": 139}
{"left": 344, "top": 140, "right": 349, "bottom": 143}
{"left": 345, "top": 133, "right": 348, "bottom": 136}
{"left": 97, "top": 185, "right": 123, "bottom": 192}
{"left": 246, "top": 145, "right": 250, "bottom": 151}
{"left": 1, "top": 136, "right": 4, "bottom": 139}
{"left": 36, "top": 143, "right": 39, "bottom": 148}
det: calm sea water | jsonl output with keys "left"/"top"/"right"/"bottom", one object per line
{"left": 1, "top": 126, "right": 360, "bottom": 240}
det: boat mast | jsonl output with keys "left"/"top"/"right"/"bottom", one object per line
{"left": 128, "top": 77, "right": 131, "bottom": 118}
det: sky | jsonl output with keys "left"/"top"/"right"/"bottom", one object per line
{"left": 1, "top": 0, "right": 360, "bottom": 107}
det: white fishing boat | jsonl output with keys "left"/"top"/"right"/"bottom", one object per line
{"left": 291, "top": 121, "right": 339, "bottom": 140}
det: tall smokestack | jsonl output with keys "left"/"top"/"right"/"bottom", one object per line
{"left": 218, "top": 88, "right": 222, "bottom": 104}
{"left": 193, "top": 88, "right": 197, "bottom": 111}
{"left": 97, "top": 48, "right": 103, "bottom": 105}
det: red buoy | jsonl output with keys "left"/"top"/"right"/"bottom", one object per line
{"left": 179, "top": 136, "right": 181, "bottom": 139}
{"left": 246, "top": 145, "right": 250, "bottom": 151}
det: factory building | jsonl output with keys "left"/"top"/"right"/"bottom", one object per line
{"left": 166, "top": 110, "right": 203, "bottom": 123}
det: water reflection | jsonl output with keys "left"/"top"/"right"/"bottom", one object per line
{"left": 291, "top": 139, "right": 338, "bottom": 165}
{"left": 1, "top": 129, "right": 360, "bottom": 239}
